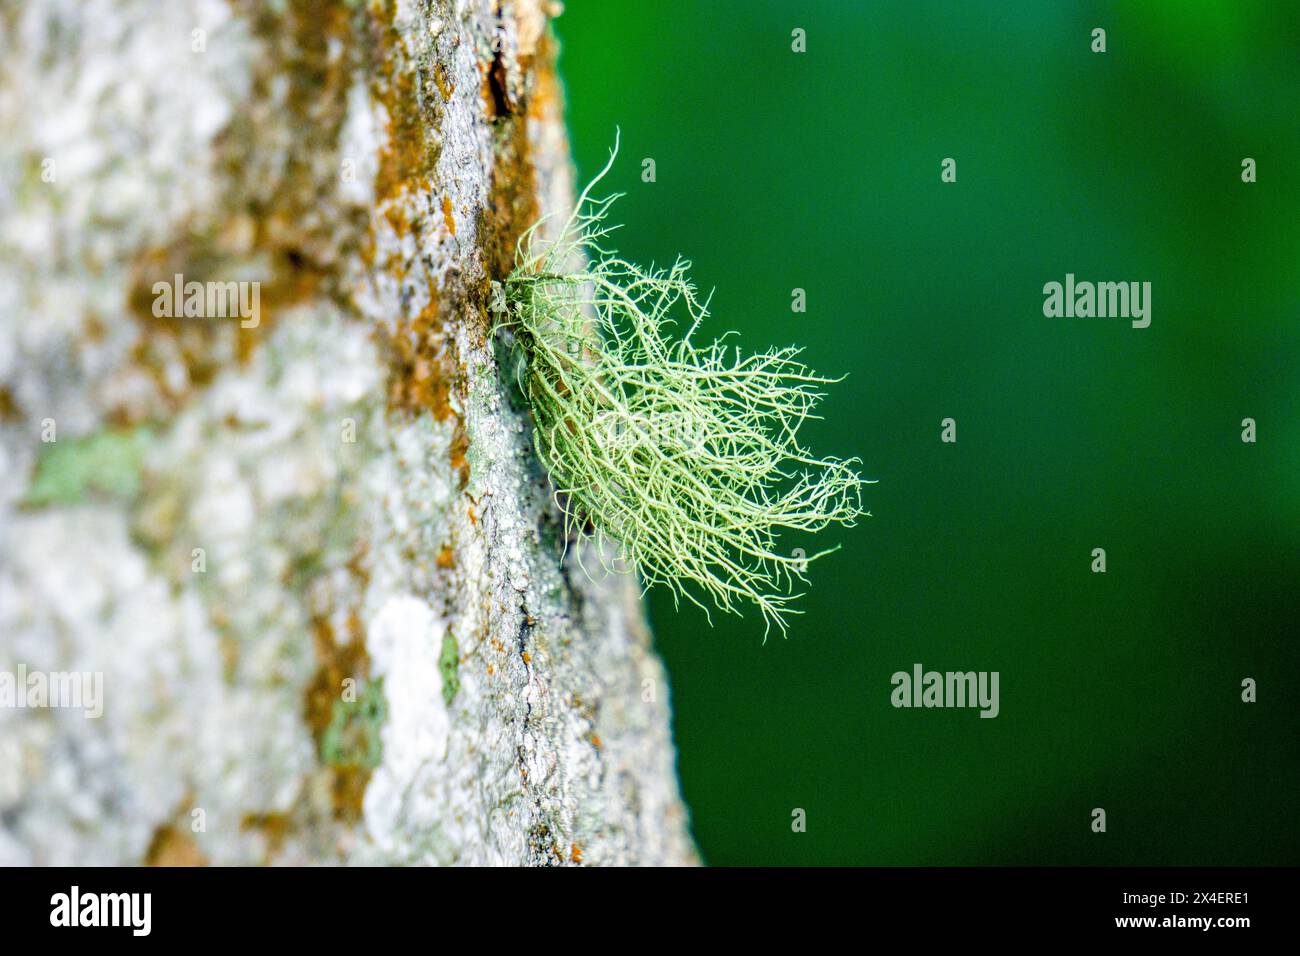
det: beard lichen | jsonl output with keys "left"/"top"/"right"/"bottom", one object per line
{"left": 497, "top": 135, "right": 870, "bottom": 637}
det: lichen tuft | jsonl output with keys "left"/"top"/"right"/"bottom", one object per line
{"left": 499, "top": 134, "right": 871, "bottom": 637}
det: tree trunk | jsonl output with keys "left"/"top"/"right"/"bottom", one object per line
{"left": 0, "top": 0, "right": 696, "bottom": 866}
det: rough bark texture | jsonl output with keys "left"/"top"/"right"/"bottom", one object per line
{"left": 0, "top": 0, "right": 696, "bottom": 866}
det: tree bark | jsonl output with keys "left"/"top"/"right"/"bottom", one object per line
{"left": 0, "top": 0, "right": 696, "bottom": 866}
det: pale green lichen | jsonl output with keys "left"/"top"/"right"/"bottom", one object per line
{"left": 439, "top": 634, "right": 459, "bottom": 706}
{"left": 500, "top": 135, "right": 870, "bottom": 637}
{"left": 321, "top": 679, "right": 386, "bottom": 770}
{"left": 24, "top": 427, "right": 154, "bottom": 507}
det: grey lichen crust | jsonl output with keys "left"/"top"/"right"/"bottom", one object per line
{"left": 0, "top": 0, "right": 695, "bottom": 865}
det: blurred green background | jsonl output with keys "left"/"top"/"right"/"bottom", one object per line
{"left": 552, "top": 1, "right": 1300, "bottom": 865}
